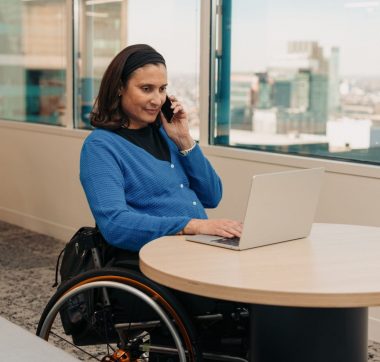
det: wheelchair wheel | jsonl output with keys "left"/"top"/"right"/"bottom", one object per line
{"left": 37, "top": 267, "right": 201, "bottom": 361}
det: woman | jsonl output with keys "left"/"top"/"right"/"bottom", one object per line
{"left": 80, "top": 45, "right": 248, "bottom": 355}
{"left": 80, "top": 43, "right": 242, "bottom": 252}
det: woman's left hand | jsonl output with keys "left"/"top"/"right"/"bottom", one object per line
{"left": 160, "top": 96, "right": 194, "bottom": 151}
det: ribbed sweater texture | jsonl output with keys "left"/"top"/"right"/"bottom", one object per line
{"left": 80, "top": 128, "right": 222, "bottom": 251}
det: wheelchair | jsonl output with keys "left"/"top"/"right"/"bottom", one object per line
{"left": 36, "top": 241, "right": 249, "bottom": 361}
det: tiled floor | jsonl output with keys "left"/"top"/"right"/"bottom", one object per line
{"left": 0, "top": 220, "right": 379, "bottom": 360}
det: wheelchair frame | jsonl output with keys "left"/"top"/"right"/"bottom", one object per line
{"left": 37, "top": 243, "right": 249, "bottom": 361}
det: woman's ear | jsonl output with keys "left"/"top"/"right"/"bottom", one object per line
{"left": 118, "top": 81, "right": 125, "bottom": 97}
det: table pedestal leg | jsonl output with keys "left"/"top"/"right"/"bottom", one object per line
{"left": 249, "top": 304, "right": 368, "bottom": 362}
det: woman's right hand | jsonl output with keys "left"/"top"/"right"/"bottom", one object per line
{"left": 183, "top": 219, "right": 243, "bottom": 238}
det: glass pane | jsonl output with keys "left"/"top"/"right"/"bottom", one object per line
{"left": 76, "top": 0, "right": 126, "bottom": 128}
{"left": 77, "top": 0, "right": 200, "bottom": 139}
{"left": 0, "top": 0, "right": 66, "bottom": 125}
{"left": 212, "top": 0, "right": 380, "bottom": 165}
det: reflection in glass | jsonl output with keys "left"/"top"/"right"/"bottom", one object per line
{"left": 213, "top": 0, "right": 380, "bottom": 164}
{"left": 76, "top": 0, "right": 200, "bottom": 137}
{"left": 76, "top": 0, "right": 126, "bottom": 129}
{"left": 0, "top": 0, "right": 66, "bottom": 125}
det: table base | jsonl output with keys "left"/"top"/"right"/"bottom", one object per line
{"left": 249, "top": 304, "right": 368, "bottom": 362}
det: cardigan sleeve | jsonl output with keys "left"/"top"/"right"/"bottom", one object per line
{"left": 178, "top": 144, "right": 223, "bottom": 208}
{"left": 80, "top": 139, "right": 191, "bottom": 252}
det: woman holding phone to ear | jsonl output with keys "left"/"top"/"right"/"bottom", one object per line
{"left": 80, "top": 44, "right": 248, "bottom": 343}
{"left": 80, "top": 43, "right": 242, "bottom": 253}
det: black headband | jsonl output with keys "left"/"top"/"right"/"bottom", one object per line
{"left": 121, "top": 48, "right": 166, "bottom": 81}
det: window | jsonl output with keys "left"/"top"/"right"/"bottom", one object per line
{"left": 211, "top": 0, "right": 380, "bottom": 165}
{"left": 76, "top": 0, "right": 201, "bottom": 138}
{"left": 0, "top": 0, "right": 67, "bottom": 125}
{"left": 0, "top": 0, "right": 200, "bottom": 135}
{"left": 126, "top": 0, "right": 201, "bottom": 140}
{"left": 75, "top": 0, "right": 126, "bottom": 128}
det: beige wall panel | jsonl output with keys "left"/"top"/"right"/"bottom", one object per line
{"left": 1, "top": 127, "right": 379, "bottom": 236}
{"left": 206, "top": 154, "right": 380, "bottom": 228}
{"left": 0, "top": 126, "right": 92, "bottom": 240}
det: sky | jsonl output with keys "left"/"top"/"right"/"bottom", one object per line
{"left": 231, "top": 0, "right": 380, "bottom": 76}
{"left": 127, "top": 0, "right": 200, "bottom": 75}
{"left": 126, "top": 0, "right": 380, "bottom": 77}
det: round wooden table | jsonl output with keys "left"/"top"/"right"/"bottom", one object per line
{"left": 140, "top": 223, "right": 380, "bottom": 362}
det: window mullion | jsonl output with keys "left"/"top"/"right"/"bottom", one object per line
{"left": 63, "top": 0, "right": 75, "bottom": 129}
{"left": 199, "top": 0, "right": 213, "bottom": 146}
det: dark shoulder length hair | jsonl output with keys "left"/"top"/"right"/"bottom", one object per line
{"left": 90, "top": 44, "right": 164, "bottom": 130}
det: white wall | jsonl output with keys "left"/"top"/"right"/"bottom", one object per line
{"left": 1, "top": 121, "right": 380, "bottom": 340}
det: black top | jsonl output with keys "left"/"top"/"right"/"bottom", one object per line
{"left": 115, "top": 125, "right": 171, "bottom": 162}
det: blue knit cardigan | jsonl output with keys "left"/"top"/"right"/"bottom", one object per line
{"left": 80, "top": 128, "right": 222, "bottom": 251}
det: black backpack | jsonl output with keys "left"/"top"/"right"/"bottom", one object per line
{"left": 53, "top": 226, "right": 111, "bottom": 286}
{"left": 53, "top": 226, "right": 115, "bottom": 345}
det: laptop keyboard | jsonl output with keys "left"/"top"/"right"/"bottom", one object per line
{"left": 211, "top": 237, "right": 240, "bottom": 246}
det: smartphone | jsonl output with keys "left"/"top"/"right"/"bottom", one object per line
{"left": 161, "top": 96, "right": 174, "bottom": 123}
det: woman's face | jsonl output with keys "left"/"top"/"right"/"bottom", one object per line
{"left": 120, "top": 63, "right": 167, "bottom": 129}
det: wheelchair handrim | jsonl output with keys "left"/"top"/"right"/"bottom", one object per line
{"left": 39, "top": 280, "right": 188, "bottom": 361}
{"left": 73, "top": 274, "right": 196, "bottom": 359}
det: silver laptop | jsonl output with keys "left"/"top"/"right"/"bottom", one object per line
{"left": 186, "top": 167, "right": 324, "bottom": 250}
